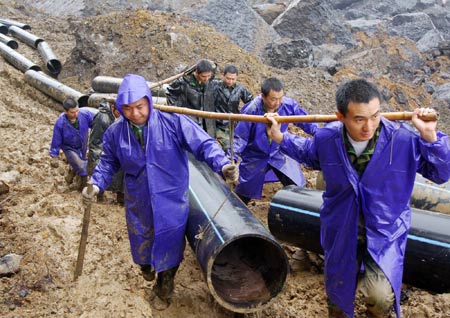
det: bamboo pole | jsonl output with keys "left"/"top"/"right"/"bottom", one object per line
{"left": 91, "top": 94, "right": 438, "bottom": 123}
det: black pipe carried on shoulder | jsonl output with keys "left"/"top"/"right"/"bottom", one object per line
{"left": 25, "top": 70, "right": 89, "bottom": 107}
{"left": 186, "top": 154, "right": 289, "bottom": 313}
{"left": 0, "top": 18, "right": 31, "bottom": 30}
{"left": 268, "top": 186, "right": 450, "bottom": 293}
{"left": 0, "top": 33, "right": 18, "bottom": 49}
{"left": 0, "top": 42, "right": 40, "bottom": 72}
{"left": 8, "top": 25, "right": 43, "bottom": 48}
{"left": 37, "top": 41, "right": 61, "bottom": 75}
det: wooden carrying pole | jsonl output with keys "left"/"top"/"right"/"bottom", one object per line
{"left": 96, "top": 95, "right": 439, "bottom": 123}
{"left": 151, "top": 104, "right": 439, "bottom": 123}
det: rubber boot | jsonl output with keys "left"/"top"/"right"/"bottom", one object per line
{"left": 153, "top": 266, "right": 179, "bottom": 301}
{"left": 65, "top": 167, "right": 76, "bottom": 185}
{"left": 97, "top": 191, "right": 105, "bottom": 203}
{"left": 140, "top": 264, "right": 155, "bottom": 282}
{"left": 78, "top": 176, "right": 88, "bottom": 192}
{"left": 116, "top": 192, "right": 125, "bottom": 206}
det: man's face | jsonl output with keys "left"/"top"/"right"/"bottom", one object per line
{"left": 262, "top": 89, "right": 284, "bottom": 113}
{"left": 336, "top": 98, "right": 381, "bottom": 141}
{"left": 121, "top": 97, "right": 149, "bottom": 125}
{"left": 65, "top": 106, "right": 79, "bottom": 121}
{"left": 223, "top": 72, "right": 237, "bottom": 88}
{"left": 195, "top": 71, "right": 212, "bottom": 84}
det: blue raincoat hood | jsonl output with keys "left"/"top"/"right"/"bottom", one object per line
{"left": 115, "top": 74, "right": 153, "bottom": 118}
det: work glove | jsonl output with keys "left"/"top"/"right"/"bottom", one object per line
{"left": 82, "top": 184, "right": 100, "bottom": 206}
{"left": 222, "top": 163, "right": 239, "bottom": 185}
{"left": 50, "top": 156, "right": 59, "bottom": 168}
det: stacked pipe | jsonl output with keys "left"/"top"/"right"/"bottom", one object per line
{"left": 268, "top": 186, "right": 450, "bottom": 293}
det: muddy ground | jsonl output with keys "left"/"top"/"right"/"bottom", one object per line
{"left": 1, "top": 4, "right": 450, "bottom": 318}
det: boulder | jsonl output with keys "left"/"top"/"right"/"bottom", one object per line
{"left": 272, "top": 0, "right": 356, "bottom": 48}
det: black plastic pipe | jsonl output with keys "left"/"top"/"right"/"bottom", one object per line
{"left": 37, "top": 41, "right": 61, "bottom": 75}
{"left": 0, "top": 33, "right": 18, "bottom": 49}
{"left": 316, "top": 173, "right": 450, "bottom": 214}
{"left": 87, "top": 92, "right": 167, "bottom": 108}
{"left": 0, "top": 23, "right": 8, "bottom": 34}
{"left": 91, "top": 76, "right": 154, "bottom": 93}
{"left": 186, "top": 154, "right": 289, "bottom": 313}
{"left": 268, "top": 186, "right": 450, "bottom": 293}
{"left": 0, "top": 18, "right": 31, "bottom": 30}
{"left": 8, "top": 25, "right": 43, "bottom": 48}
{"left": 0, "top": 42, "right": 40, "bottom": 72}
{"left": 25, "top": 70, "right": 89, "bottom": 107}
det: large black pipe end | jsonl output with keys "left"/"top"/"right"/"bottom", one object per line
{"left": 0, "top": 24, "right": 7, "bottom": 35}
{"left": 7, "top": 40, "right": 18, "bottom": 50}
{"left": 207, "top": 235, "right": 289, "bottom": 313}
{"left": 46, "top": 60, "right": 62, "bottom": 75}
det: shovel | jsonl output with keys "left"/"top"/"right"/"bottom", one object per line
{"left": 73, "top": 180, "right": 93, "bottom": 281}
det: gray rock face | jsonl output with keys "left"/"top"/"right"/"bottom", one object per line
{"left": 272, "top": 0, "right": 356, "bottom": 48}
{"left": 190, "top": 0, "right": 280, "bottom": 55}
{"left": 252, "top": 3, "right": 287, "bottom": 24}
{"left": 388, "top": 12, "right": 438, "bottom": 42}
{"left": 263, "top": 37, "right": 313, "bottom": 69}
{"left": 433, "top": 82, "right": 450, "bottom": 106}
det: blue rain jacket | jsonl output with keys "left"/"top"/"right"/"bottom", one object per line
{"left": 234, "top": 95, "right": 317, "bottom": 199}
{"left": 91, "top": 74, "right": 230, "bottom": 272}
{"left": 49, "top": 108, "right": 94, "bottom": 160}
{"left": 280, "top": 118, "right": 450, "bottom": 317}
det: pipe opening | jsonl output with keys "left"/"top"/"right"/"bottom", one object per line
{"left": 46, "top": 60, "right": 62, "bottom": 75}
{"left": 209, "top": 236, "right": 288, "bottom": 312}
{"left": 78, "top": 95, "right": 89, "bottom": 107}
{"left": 29, "top": 65, "right": 42, "bottom": 72}
{"left": 7, "top": 41, "right": 18, "bottom": 50}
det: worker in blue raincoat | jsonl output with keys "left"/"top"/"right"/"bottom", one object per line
{"left": 81, "top": 74, "right": 238, "bottom": 309}
{"left": 266, "top": 78, "right": 450, "bottom": 318}
{"left": 234, "top": 77, "right": 317, "bottom": 204}
{"left": 49, "top": 96, "right": 94, "bottom": 191}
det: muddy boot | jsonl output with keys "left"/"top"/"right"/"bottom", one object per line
{"left": 140, "top": 264, "right": 155, "bottom": 282}
{"left": 65, "top": 167, "right": 76, "bottom": 185}
{"left": 97, "top": 191, "right": 105, "bottom": 203}
{"left": 78, "top": 176, "right": 88, "bottom": 192}
{"left": 116, "top": 192, "right": 125, "bottom": 206}
{"left": 153, "top": 266, "right": 179, "bottom": 301}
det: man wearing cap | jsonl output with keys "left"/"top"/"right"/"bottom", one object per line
{"left": 49, "top": 96, "right": 94, "bottom": 191}
{"left": 82, "top": 74, "right": 238, "bottom": 310}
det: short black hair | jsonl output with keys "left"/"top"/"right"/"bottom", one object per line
{"left": 62, "top": 96, "right": 78, "bottom": 111}
{"left": 196, "top": 59, "right": 214, "bottom": 74}
{"left": 335, "top": 79, "right": 381, "bottom": 116}
{"left": 223, "top": 64, "right": 238, "bottom": 75}
{"left": 261, "top": 77, "right": 283, "bottom": 96}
